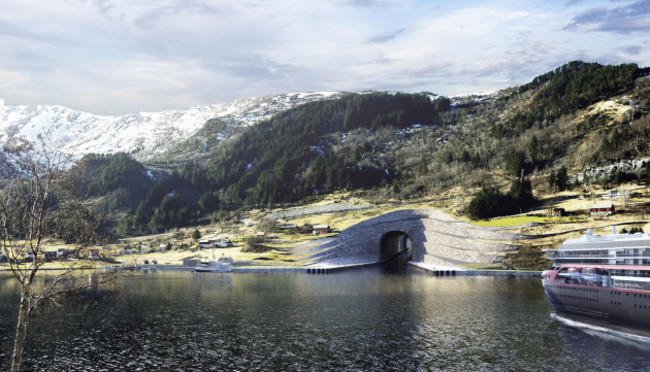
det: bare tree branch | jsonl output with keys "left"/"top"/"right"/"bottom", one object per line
{"left": 0, "top": 140, "right": 124, "bottom": 372}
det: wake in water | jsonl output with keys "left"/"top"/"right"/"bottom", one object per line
{"left": 551, "top": 312, "right": 650, "bottom": 350}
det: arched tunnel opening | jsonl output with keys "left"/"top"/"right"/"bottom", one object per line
{"left": 380, "top": 231, "right": 412, "bottom": 268}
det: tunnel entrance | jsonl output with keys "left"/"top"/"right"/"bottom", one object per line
{"left": 380, "top": 231, "right": 412, "bottom": 264}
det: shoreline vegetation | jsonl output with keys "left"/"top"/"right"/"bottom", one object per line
{"left": 4, "top": 62, "right": 650, "bottom": 276}
{"left": 3, "top": 183, "right": 649, "bottom": 274}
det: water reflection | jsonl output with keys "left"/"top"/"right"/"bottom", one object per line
{"left": 545, "top": 313, "right": 650, "bottom": 370}
{"left": 1, "top": 270, "right": 650, "bottom": 371}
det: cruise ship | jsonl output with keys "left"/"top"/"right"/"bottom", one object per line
{"left": 542, "top": 227, "right": 650, "bottom": 336}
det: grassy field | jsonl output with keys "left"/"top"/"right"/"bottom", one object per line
{"left": 471, "top": 216, "right": 547, "bottom": 227}
{"left": 5, "top": 184, "right": 650, "bottom": 272}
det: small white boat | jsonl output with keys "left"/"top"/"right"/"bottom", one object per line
{"left": 195, "top": 253, "right": 234, "bottom": 273}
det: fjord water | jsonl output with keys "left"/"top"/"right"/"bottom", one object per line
{"left": 2, "top": 269, "right": 650, "bottom": 371}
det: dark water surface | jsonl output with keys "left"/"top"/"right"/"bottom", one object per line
{"left": 2, "top": 268, "right": 650, "bottom": 371}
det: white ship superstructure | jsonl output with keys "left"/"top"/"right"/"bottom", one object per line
{"left": 542, "top": 227, "right": 650, "bottom": 336}
{"left": 545, "top": 227, "right": 650, "bottom": 265}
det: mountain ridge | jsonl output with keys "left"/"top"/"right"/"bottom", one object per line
{"left": 3, "top": 61, "right": 650, "bottom": 231}
{"left": 0, "top": 91, "right": 344, "bottom": 164}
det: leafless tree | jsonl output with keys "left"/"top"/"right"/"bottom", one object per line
{"left": 0, "top": 142, "right": 121, "bottom": 372}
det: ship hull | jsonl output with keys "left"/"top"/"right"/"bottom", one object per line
{"left": 543, "top": 278, "right": 650, "bottom": 337}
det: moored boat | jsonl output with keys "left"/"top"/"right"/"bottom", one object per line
{"left": 195, "top": 253, "right": 234, "bottom": 272}
{"left": 542, "top": 227, "right": 650, "bottom": 336}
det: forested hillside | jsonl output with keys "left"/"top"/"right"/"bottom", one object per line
{"left": 34, "top": 61, "right": 650, "bottom": 233}
{"left": 201, "top": 92, "right": 447, "bottom": 205}
{"left": 493, "top": 61, "right": 641, "bottom": 136}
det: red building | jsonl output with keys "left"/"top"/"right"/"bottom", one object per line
{"left": 313, "top": 225, "right": 331, "bottom": 234}
{"left": 589, "top": 203, "right": 615, "bottom": 216}
{"left": 551, "top": 208, "right": 566, "bottom": 217}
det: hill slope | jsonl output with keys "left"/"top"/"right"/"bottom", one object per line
{"left": 5, "top": 61, "right": 650, "bottom": 236}
{"left": 0, "top": 92, "right": 342, "bottom": 166}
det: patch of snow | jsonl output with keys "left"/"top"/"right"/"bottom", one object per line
{"left": 396, "top": 124, "right": 427, "bottom": 137}
{"left": 309, "top": 145, "right": 325, "bottom": 155}
{"left": 0, "top": 92, "right": 344, "bottom": 164}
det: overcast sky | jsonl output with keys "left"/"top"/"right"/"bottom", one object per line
{"left": 1, "top": 0, "right": 649, "bottom": 115}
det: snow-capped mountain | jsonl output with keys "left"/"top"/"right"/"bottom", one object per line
{"left": 0, "top": 92, "right": 343, "bottom": 165}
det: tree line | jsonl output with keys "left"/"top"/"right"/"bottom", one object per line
{"left": 20, "top": 62, "right": 650, "bottom": 228}
{"left": 58, "top": 92, "right": 451, "bottom": 233}
{"left": 493, "top": 61, "right": 640, "bottom": 136}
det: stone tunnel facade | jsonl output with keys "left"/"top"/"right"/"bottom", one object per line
{"left": 303, "top": 209, "right": 522, "bottom": 268}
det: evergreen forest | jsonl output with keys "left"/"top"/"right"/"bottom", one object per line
{"left": 16, "top": 60, "right": 650, "bottom": 235}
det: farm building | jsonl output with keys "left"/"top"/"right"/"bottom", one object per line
{"left": 551, "top": 208, "right": 566, "bottom": 217}
{"left": 198, "top": 239, "right": 214, "bottom": 249}
{"left": 589, "top": 203, "right": 615, "bottom": 216}
{"left": 313, "top": 225, "right": 331, "bottom": 234}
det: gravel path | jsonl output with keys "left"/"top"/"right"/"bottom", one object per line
{"left": 268, "top": 203, "right": 373, "bottom": 219}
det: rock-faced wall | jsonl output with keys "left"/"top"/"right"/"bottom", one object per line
{"left": 304, "top": 209, "right": 520, "bottom": 268}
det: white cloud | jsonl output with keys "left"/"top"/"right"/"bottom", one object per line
{"left": 0, "top": 0, "right": 648, "bottom": 114}
{"left": 0, "top": 70, "right": 27, "bottom": 89}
